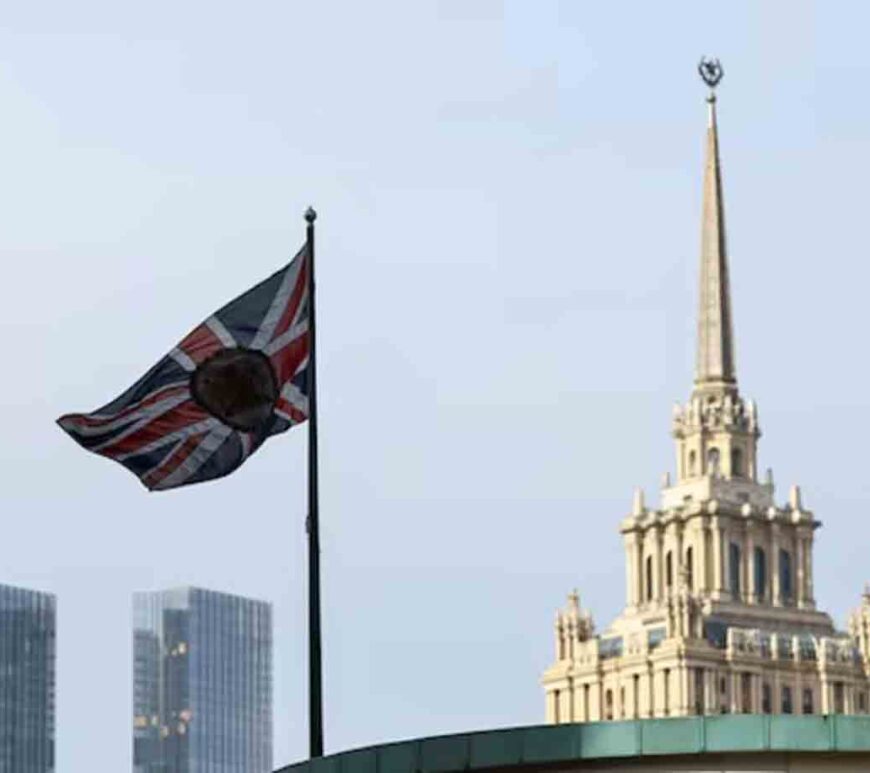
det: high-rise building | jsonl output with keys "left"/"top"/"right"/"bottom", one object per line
{"left": 133, "top": 587, "right": 272, "bottom": 772}
{"left": 542, "top": 67, "right": 870, "bottom": 720}
{"left": 0, "top": 583, "right": 56, "bottom": 772}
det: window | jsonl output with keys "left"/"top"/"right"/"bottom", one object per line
{"left": 633, "top": 675, "right": 640, "bottom": 718}
{"left": 688, "top": 450, "right": 697, "bottom": 477}
{"left": 666, "top": 551, "right": 673, "bottom": 589}
{"left": 741, "top": 673, "right": 751, "bottom": 714}
{"left": 731, "top": 447, "right": 743, "bottom": 477}
{"left": 605, "top": 689, "right": 614, "bottom": 721}
{"left": 583, "top": 684, "right": 590, "bottom": 720}
{"left": 686, "top": 547, "right": 694, "bottom": 590}
{"left": 707, "top": 447, "right": 720, "bottom": 476}
{"left": 554, "top": 689, "right": 561, "bottom": 723}
{"left": 802, "top": 688, "right": 814, "bottom": 715}
{"left": 754, "top": 547, "right": 767, "bottom": 601}
{"left": 860, "top": 692, "right": 867, "bottom": 713}
{"left": 782, "top": 686, "right": 793, "bottom": 714}
{"left": 720, "top": 676, "right": 728, "bottom": 714}
{"left": 762, "top": 683, "right": 772, "bottom": 714}
{"left": 834, "top": 682, "right": 845, "bottom": 714}
{"left": 647, "top": 627, "right": 666, "bottom": 651}
{"left": 694, "top": 668, "right": 704, "bottom": 715}
{"left": 620, "top": 687, "right": 625, "bottom": 718}
{"left": 729, "top": 543, "right": 742, "bottom": 596}
{"left": 600, "top": 637, "right": 623, "bottom": 660}
{"left": 646, "top": 556, "right": 653, "bottom": 601}
{"left": 780, "top": 549, "right": 793, "bottom": 602}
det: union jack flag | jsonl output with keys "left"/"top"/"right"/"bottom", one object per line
{"left": 57, "top": 245, "right": 310, "bottom": 491}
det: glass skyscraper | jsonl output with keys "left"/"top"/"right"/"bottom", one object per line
{"left": 0, "top": 584, "right": 56, "bottom": 772}
{"left": 133, "top": 587, "right": 272, "bottom": 773}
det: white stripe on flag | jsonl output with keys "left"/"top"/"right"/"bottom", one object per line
{"left": 153, "top": 425, "right": 233, "bottom": 490}
{"left": 263, "top": 319, "right": 309, "bottom": 357}
{"left": 115, "top": 418, "right": 222, "bottom": 460}
{"left": 205, "top": 315, "right": 236, "bottom": 347}
{"left": 170, "top": 348, "right": 197, "bottom": 372}
{"left": 250, "top": 247, "right": 305, "bottom": 350}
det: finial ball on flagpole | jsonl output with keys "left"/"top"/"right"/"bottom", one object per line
{"left": 305, "top": 206, "right": 317, "bottom": 224}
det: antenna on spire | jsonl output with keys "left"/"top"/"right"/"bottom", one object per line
{"left": 698, "top": 57, "right": 724, "bottom": 101}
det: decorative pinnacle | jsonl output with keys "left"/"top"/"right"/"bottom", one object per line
{"left": 305, "top": 206, "right": 317, "bottom": 224}
{"left": 698, "top": 57, "right": 724, "bottom": 96}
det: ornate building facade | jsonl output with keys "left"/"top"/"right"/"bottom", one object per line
{"left": 542, "top": 69, "right": 870, "bottom": 723}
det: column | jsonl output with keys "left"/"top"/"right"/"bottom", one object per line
{"left": 655, "top": 528, "right": 664, "bottom": 602}
{"left": 796, "top": 535, "right": 806, "bottom": 609}
{"left": 636, "top": 530, "right": 645, "bottom": 605}
{"left": 572, "top": 680, "right": 583, "bottom": 721}
{"left": 675, "top": 522, "right": 684, "bottom": 584}
{"left": 625, "top": 534, "right": 638, "bottom": 608}
{"left": 706, "top": 669, "right": 717, "bottom": 714}
{"left": 771, "top": 524, "right": 781, "bottom": 606}
{"left": 547, "top": 689, "right": 557, "bottom": 723}
{"left": 805, "top": 534, "right": 815, "bottom": 606}
{"left": 753, "top": 673, "right": 762, "bottom": 714}
{"left": 730, "top": 671, "right": 740, "bottom": 714}
{"left": 680, "top": 666, "right": 689, "bottom": 715}
{"left": 559, "top": 687, "right": 572, "bottom": 723}
{"left": 645, "top": 667, "right": 655, "bottom": 719}
{"left": 746, "top": 528, "right": 755, "bottom": 604}
{"left": 820, "top": 678, "right": 830, "bottom": 715}
{"left": 698, "top": 522, "right": 709, "bottom": 594}
{"left": 712, "top": 521, "right": 723, "bottom": 599}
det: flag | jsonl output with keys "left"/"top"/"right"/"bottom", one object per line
{"left": 57, "top": 246, "right": 310, "bottom": 491}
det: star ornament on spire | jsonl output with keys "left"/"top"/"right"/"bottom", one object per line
{"left": 698, "top": 57, "right": 724, "bottom": 91}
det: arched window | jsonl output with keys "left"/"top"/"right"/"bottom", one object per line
{"left": 646, "top": 556, "right": 653, "bottom": 601}
{"left": 666, "top": 551, "right": 673, "bottom": 589}
{"left": 729, "top": 543, "right": 741, "bottom": 596}
{"left": 780, "top": 549, "right": 793, "bottom": 602}
{"left": 707, "top": 447, "right": 720, "bottom": 476}
{"left": 731, "top": 447, "right": 743, "bottom": 478}
{"left": 604, "top": 689, "right": 614, "bottom": 720}
{"left": 686, "top": 547, "right": 694, "bottom": 590}
{"left": 688, "top": 450, "right": 697, "bottom": 477}
{"left": 754, "top": 547, "right": 767, "bottom": 601}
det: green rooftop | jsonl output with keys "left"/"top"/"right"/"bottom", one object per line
{"left": 276, "top": 715, "right": 870, "bottom": 773}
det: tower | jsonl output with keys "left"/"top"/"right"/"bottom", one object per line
{"left": 0, "top": 584, "right": 55, "bottom": 772}
{"left": 133, "top": 587, "right": 273, "bottom": 772}
{"left": 542, "top": 60, "right": 870, "bottom": 723}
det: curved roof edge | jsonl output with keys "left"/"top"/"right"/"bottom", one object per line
{"left": 276, "top": 715, "right": 870, "bottom": 773}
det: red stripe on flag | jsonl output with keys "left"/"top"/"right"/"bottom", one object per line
{"left": 60, "top": 384, "right": 190, "bottom": 429}
{"left": 275, "top": 398, "right": 307, "bottom": 423}
{"left": 269, "top": 331, "right": 309, "bottom": 387}
{"left": 270, "top": 255, "right": 309, "bottom": 344}
{"left": 97, "top": 400, "right": 210, "bottom": 458}
{"left": 178, "top": 323, "right": 224, "bottom": 365}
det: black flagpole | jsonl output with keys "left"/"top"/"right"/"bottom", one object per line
{"left": 304, "top": 206, "right": 324, "bottom": 758}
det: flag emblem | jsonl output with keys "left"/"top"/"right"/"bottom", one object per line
{"left": 58, "top": 245, "right": 310, "bottom": 491}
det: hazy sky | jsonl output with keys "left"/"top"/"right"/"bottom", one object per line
{"left": 4, "top": 1, "right": 870, "bottom": 771}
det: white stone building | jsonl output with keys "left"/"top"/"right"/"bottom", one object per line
{"left": 542, "top": 72, "right": 870, "bottom": 724}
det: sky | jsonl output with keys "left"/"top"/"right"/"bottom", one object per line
{"left": 3, "top": 1, "right": 870, "bottom": 770}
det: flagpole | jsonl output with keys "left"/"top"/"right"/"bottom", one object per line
{"left": 304, "top": 206, "right": 324, "bottom": 758}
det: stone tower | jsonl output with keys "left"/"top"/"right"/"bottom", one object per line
{"left": 542, "top": 63, "right": 870, "bottom": 723}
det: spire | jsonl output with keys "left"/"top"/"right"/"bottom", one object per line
{"left": 695, "top": 58, "right": 736, "bottom": 391}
